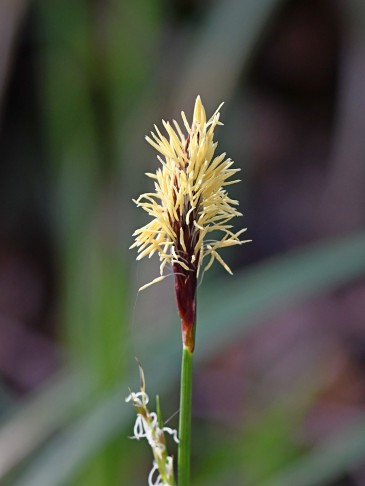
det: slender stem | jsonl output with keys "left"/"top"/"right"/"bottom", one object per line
{"left": 178, "top": 345, "right": 193, "bottom": 486}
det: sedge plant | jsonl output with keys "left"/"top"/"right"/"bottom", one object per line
{"left": 127, "top": 96, "right": 250, "bottom": 485}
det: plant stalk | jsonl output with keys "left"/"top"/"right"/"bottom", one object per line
{"left": 178, "top": 345, "right": 193, "bottom": 485}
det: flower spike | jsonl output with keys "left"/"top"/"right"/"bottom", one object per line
{"left": 131, "top": 96, "right": 251, "bottom": 351}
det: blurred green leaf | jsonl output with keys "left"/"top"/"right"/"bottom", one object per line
{"left": 175, "top": 0, "right": 283, "bottom": 109}
{"left": 0, "top": 370, "right": 92, "bottom": 480}
{"left": 194, "top": 406, "right": 302, "bottom": 485}
{"left": 36, "top": 0, "right": 135, "bottom": 483}
{"left": 264, "top": 416, "right": 365, "bottom": 486}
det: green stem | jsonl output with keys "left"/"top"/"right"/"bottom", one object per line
{"left": 178, "top": 346, "right": 193, "bottom": 486}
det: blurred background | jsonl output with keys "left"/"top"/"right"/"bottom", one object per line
{"left": 1, "top": 0, "right": 365, "bottom": 485}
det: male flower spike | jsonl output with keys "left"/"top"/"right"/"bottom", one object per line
{"left": 131, "top": 96, "right": 250, "bottom": 352}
